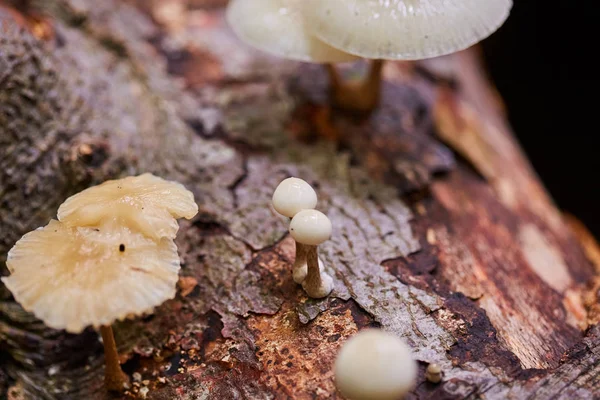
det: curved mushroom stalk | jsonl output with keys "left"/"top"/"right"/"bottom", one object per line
{"left": 293, "top": 241, "right": 308, "bottom": 283}
{"left": 326, "top": 59, "right": 384, "bottom": 113}
{"left": 301, "top": 245, "right": 333, "bottom": 298}
{"left": 292, "top": 242, "right": 324, "bottom": 284}
{"left": 100, "top": 326, "right": 131, "bottom": 392}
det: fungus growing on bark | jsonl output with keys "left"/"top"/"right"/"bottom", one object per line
{"left": 2, "top": 220, "right": 182, "bottom": 391}
{"left": 57, "top": 173, "right": 198, "bottom": 240}
{"left": 289, "top": 209, "right": 333, "bottom": 298}
{"left": 334, "top": 329, "right": 417, "bottom": 400}
{"left": 272, "top": 177, "right": 321, "bottom": 283}
{"left": 226, "top": 0, "right": 512, "bottom": 113}
{"left": 425, "top": 363, "right": 442, "bottom": 383}
{"left": 226, "top": 0, "right": 357, "bottom": 64}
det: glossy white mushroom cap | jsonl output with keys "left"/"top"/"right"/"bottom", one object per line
{"left": 2, "top": 220, "right": 180, "bottom": 333}
{"left": 306, "top": 0, "right": 513, "bottom": 60}
{"left": 289, "top": 209, "right": 332, "bottom": 245}
{"left": 334, "top": 329, "right": 417, "bottom": 400}
{"left": 57, "top": 173, "right": 198, "bottom": 240}
{"left": 272, "top": 177, "right": 318, "bottom": 218}
{"left": 226, "top": 0, "right": 358, "bottom": 63}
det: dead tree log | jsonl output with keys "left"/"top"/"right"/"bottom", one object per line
{"left": 0, "top": 1, "right": 599, "bottom": 399}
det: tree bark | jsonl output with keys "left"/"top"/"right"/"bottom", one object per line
{"left": 0, "top": 1, "right": 599, "bottom": 399}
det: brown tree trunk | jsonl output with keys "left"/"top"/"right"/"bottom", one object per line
{"left": 1, "top": 1, "right": 599, "bottom": 399}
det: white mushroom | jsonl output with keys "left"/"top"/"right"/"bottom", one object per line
{"left": 226, "top": 0, "right": 357, "bottom": 63}
{"left": 425, "top": 363, "right": 443, "bottom": 383}
{"left": 334, "top": 329, "right": 417, "bottom": 400}
{"left": 272, "top": 177, "right": 321, "bottom": 283}
{"left": 272, "top": 177, "right": 318, "bottom": 218}
{"left": 2, "top": 219, "right": 183, "bottom": 391}
{"left": 57, "top": 173, "right": 198, "bottom": 240}
{"left": 227, "top": 0, "right": 512, "bottom": 113}
{"left": 289, "top": 209, "right": 333, "bottom": 298}
{"left": 308, "top": 0, "right": 512, "bottom": 112}
{"left": 306, "top": 0, "right": 513, "bottom": 60}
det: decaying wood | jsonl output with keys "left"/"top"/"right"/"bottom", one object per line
{"left": 1, "top": 1, "right": 599, "bottom": 399}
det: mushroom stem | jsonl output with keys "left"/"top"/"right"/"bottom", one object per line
{"left": 100, "top": 325, "right": 130, "bottom": 392}
{"left": 292, "top": 241, "right": 308, "bottom": 283}
{"left": 302, "top": 245, "right": 333, "bottom": 298}
{"left": 326, "top": 59, "right": 384, "bottom": 113}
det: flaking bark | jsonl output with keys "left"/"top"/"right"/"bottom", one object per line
{"left": 0, "top": 1, "right": 599, "bottom": 399}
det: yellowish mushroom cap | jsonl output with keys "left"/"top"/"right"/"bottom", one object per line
{"left": 306, "top": 0, "right": 513, "bottom": 60}
{"left": 226, "top": 0, "right": 358, "bottom": 63}
{"left": 57, "top": 173, "right": 198, "bottom": 240}
{"left": 335, "top": 329, "right": 417, "bottom": 400}
{"left": 2, "top": 220, "right": 180, "bottom": 333}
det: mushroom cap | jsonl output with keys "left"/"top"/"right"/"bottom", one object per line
{"left": 2, "top": 220, "right": 180, "bottom": 333}
{"left": 57, "top": 173, "right": 198, "bottom": 240}
{"left": 226, "top": 0, "right": 358, "bottom": 63}
{"left": 306, "top": 0, "right": 513, "bottom": 60}
{"left": 272, "top": 177, "right": 318, "bottom": 218}
{"left": 289, "top": 209, "right": 332, "bottom": 245}
{"left": 334, "top": 329, "right": 417, "bottom": 400}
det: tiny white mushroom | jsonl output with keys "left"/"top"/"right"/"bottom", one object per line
{"left": 425, "top": 363, "right": 443, "bottom": 384}
{"left": 272, "top": 177, "right": 318, "bottom": 218}
{"left": 272, "top": 177, "right": 320, "bottom": 283}
{"left": 335, "top": 329, "right": 417, "bottom": 400}
{"left": 226, "top": 0, "right": 357, "bottom": 63}
{"left": 289, "top": 209, "right": 333, "bottom": 298}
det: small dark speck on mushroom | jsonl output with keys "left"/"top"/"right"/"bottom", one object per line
{"left": 119, "top": 244, "right": 125, "bottom": 252}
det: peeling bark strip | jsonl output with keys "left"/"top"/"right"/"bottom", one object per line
{"left": 0, "top": 0, "right": 599, "bottom": 399}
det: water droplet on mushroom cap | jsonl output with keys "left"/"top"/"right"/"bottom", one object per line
{"left": 335, "top": 329, "right": 417, "bottom": 400}
{"left": 57, "top": 173, "right": 198, "bottom": 240}
{"left": 2, "top": 220, "right": 181, "bottom": 333}
{"left": 306, "top": 0, "right": 513, "bottom": 60}
{"left": 226, "top": 0, "right": 358, "bottom": 63}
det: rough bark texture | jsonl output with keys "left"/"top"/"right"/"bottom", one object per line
{"left": 1, "top": 1, "right": 599, "bottom": 399}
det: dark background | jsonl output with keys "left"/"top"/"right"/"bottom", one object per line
{"left": 480, "top": 1, "right": 600, "bottom": 236}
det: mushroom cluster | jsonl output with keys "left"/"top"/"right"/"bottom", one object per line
{"left": 227, "top": 0, "right": 512, "bottom": 112}
{"left": 272, "top": 177, "right": 333, "bottom": 298}
{"left": 2, "top": 173, "right": 198, "bottom": 392}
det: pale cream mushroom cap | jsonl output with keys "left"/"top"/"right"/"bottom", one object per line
{"left": 289, "top": 209, "right": 332, "bottom": 246}
{"left": 57, "top": 173, "right": 198, "bottom": 240}
{"left": 272, "top": 177, "right": 318, "bottom": 218}
{"left": 2, "top": 220, "right": 180, "bottom": 333}
{"left": 305, "top": 0, "right": 513, "bottom": 60}
{"left": 335, "top": 329, "right": 417, "bottom": 400}
{"left": 226, "top": 0, "right": 358, "bottom": 63}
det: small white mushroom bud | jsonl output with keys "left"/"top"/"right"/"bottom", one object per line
{"left": 272, "top": 177, "right": 317, "bottom": 218}
{"left": 425, "top": 363, "right": 442, "bottom": 384}
{"left": 289, "top": 209, "right": 333, "bottom": 298}
{"left": 335, "top": 329, "right": 417, "bottom": 400}
{"left": 272, "top": 177, "right": 319, "bottom": 283}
